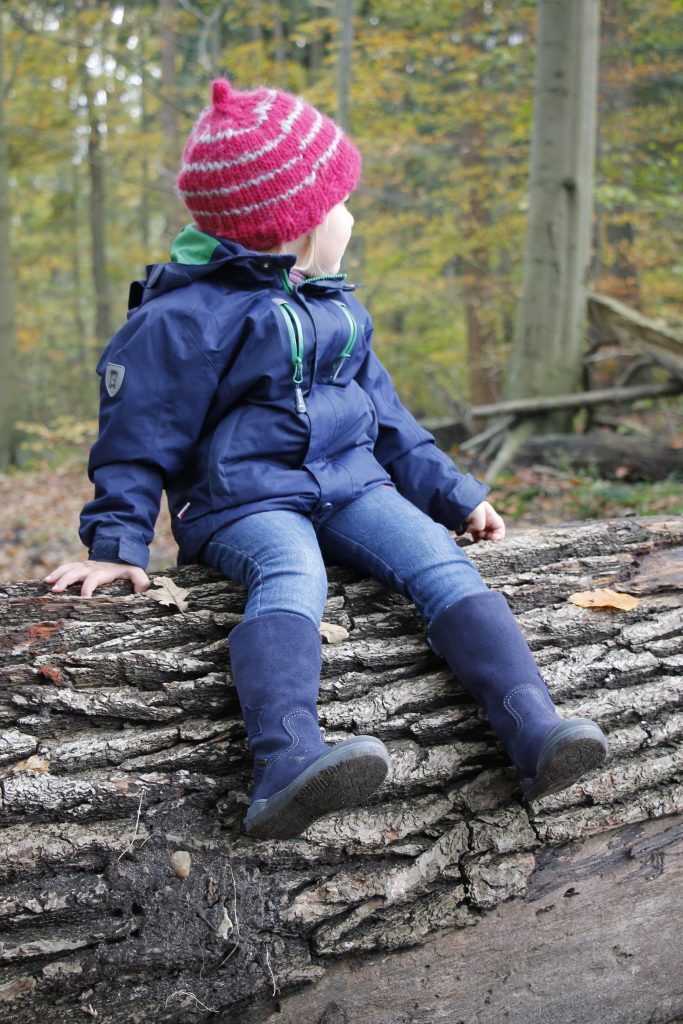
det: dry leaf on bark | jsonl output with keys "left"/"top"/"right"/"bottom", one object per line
{"left": 148, "top": 576, "right": 190, "bottom": 615}
{"left": 568, "top": 588, "right": 639, "bottom": 611}
{"left": 319, "top": 621, "right": 349, "bottom": 644}
{"left": 13, "top": 755, "right": 50, "bottom": 773}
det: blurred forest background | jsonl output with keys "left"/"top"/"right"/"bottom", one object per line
{"left": 0, "top": 0, "right": 681, "bottom": 579}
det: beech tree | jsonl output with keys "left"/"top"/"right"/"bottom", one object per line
{"left": 497, "top": 0, "right": 602, "bottom": 472}
{"left": 0, "top": 9, "right": 17, "bottom": 471}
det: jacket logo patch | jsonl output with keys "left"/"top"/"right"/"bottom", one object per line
{"left": 105, "top": 363, "right": 125, "bottom": 397}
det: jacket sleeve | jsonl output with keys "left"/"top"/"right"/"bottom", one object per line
{"left": 79, "top": 306, "right": 219, "bottom": 570}
{"left": 354, "top": 320, "right": 489, "bottom": 532}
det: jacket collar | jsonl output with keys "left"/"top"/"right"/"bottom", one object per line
{"left": 128, "top": 225, "right": 355, "bottom": 314}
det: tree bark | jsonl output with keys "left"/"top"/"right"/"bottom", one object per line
{"left": 0, "top": 10, "right": 17, "bottom": 471}
{"left": 1, "top": 517, "right": 681, "bottom": 1023}
{"left": 504, "top": 0, "right": 601, "bottom": 431}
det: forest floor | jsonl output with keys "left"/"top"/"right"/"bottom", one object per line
{"left": 1, "top": 426, "right": 681, "bottom": 583}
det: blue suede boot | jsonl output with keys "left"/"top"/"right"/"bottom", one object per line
{"left": 228, "top": 611, "right": 390, "bottom": 840}
{"left": 428, "top": 592, "right": 607, "bottom": 800}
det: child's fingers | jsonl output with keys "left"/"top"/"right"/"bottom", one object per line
{"left": 46, "top": 561, "right": 148, "bottom": 597}
{"left": 80, "top": 569, "right": 120, "bottom": 598}
{"left": 129, "top": 569, "right": 150, "bottom": 594}
{"left": 489, "top": 519, "right": 506, "bottom": 542}
{"left": 44, "top": 563, "right": 81, "bottom": 584}
{"left": 80, "top": 567, "right": 150, "bottom": 597}
{"left": 48, "top": 565, "right": 89, "bottom": 592}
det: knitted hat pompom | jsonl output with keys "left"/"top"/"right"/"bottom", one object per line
{"left": 176, "top": 78, "right": 361, "bottom": 250}
{"left": 211, "top": 78, "right": 233, "bottom": 108}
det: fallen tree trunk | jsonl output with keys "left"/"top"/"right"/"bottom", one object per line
{"left": 1, "top": 517, "right": 682, "bottom": 1024}
{"left": 513, "top": 432, "right": 683, "bottom": 481}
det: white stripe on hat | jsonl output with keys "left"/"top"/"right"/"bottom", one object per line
{"left": 197, "top": 90, "right": 278, "bottom": 145}
{"left": 179, "top": 112, "right": 324, "bottom": 201}
{"left": 189, "top": 128, "right": 343, "bottom": 219}
{"left": 181, "top": 99, "right": 305, "bottom": 175}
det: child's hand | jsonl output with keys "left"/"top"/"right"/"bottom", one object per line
{"left": 44, "top": 560, "right": 150, "bottom": 598}
{"left": 465, "top": 501, "right": 506, "bottom": 543}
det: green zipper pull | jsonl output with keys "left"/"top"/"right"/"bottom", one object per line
{"left": 293, "top": 353, "right": 306, "bottom": 413}
{"left": 274, "top": 298, "right": 307, "bottom": 414}
{"left": 329, "top": 302, "right": 358, "bottom": 382}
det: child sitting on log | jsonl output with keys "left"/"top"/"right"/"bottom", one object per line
{"left": 45, "top": 79, "right": 607, "bottom": 840}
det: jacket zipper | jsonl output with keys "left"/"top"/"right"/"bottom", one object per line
{"left": 274, "top": 299, "right": 307, "bottom": 413}
{"left": 273, "top": 289, "right": 359, "bottom": 409}
{"left": 278, "top": 267, "right": 346, "bottom": 292}
{"left": 329, "top": 301, "right": 358, "bottom": 382}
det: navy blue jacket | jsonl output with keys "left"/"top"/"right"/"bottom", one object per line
{"left": 80, "top": 227, "right": 489, "bottom": 570}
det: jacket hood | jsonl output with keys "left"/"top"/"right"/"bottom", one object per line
{"left": 128, "top": 225, "right": 353, "bottom": 314}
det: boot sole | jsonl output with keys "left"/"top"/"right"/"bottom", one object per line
{"left": 522, "top": 719, "right": 608, "bottom": 801}
{"left": 245, "top": 737, "right": 390, "bottom": 841}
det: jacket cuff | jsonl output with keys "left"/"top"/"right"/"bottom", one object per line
{"left": 89, "top": 535, "right": 150, "bottom": 570}
{"left": 442, "top": 473, "right": 490, "bottom": 531}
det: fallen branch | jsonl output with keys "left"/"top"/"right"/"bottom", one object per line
{"left": 588, "top": 290, "right": 683, "bottom": 374}
{"left": 470, "top": 380, "right": 681, "bottom": 419}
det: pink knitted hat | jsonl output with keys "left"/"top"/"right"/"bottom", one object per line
{"left": 176, "top": 79, "right": 361, "bottom": 250}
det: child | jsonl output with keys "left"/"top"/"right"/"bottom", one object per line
{"left": 45, "top": 79, "right": 607, "bottom": 840}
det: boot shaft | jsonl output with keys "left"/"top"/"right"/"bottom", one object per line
{"left": 228, "top": 611, "right": 330, "bottom": 801}
{"left": 429, "top": 591, "right": 560, "bottom": 778}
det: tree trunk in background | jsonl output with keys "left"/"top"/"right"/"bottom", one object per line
{"left": 504, "top": 0, "right": 601, "bottom": 429}
{"left": 461, "top": 4, "right": 499, "bottom": 408}
{"left": 271, "top": 1, "right": 287, "bottom": 86}
{"left": 139, "top": 68, "right": 151, "bottom": 256}
{"left": 336, "top": 0, "right": 354, "bottom": 132}
{"left": 68, "top": 163, "right": 88, "bottom": 383}
{"left": 159, "top": 0, "right": 183, "bottom": 241}
{"left": 595, "top": 0, "right": 640, "bottom": 307}
{"left": 1, "top": 517, "right": 681, "bottom": 1023}
{"left": 0, "top": 10, "right": 17, "bottom": 471}
{"left": 80, "top": 63, "right": 113, "bottom": 348}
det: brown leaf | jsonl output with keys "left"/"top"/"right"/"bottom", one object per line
{"left": 148, "top": 576, "right": 190, "bottom": 615}
{"left": 319, "top": 621, "right": 349, "bottom": 644}
{"left": 568, "top": 588, "right": 639, "bottom": 612}
{"left": 14, "top": 755, "right": 50, "bottom": 774}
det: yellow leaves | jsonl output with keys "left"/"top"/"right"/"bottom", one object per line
{"left": 147, "top": 576, "right": 189, "bottom": 615}
{"left": 568, "top": 588, "right": 639, "bottom": 612}
{"left": 13, "top": 755, "right": 50, "bottom": 774}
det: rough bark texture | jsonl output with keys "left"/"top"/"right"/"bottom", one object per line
{"left": 1, "top": 517, "right": 682, "bottom": 1023}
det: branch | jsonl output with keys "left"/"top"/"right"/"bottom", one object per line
{"left": 471, "top": 381, "right": 681, "bottom": 420}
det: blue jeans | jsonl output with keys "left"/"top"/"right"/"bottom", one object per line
{"left": 201, "top": 485, "right": 488, "bottom": 629}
